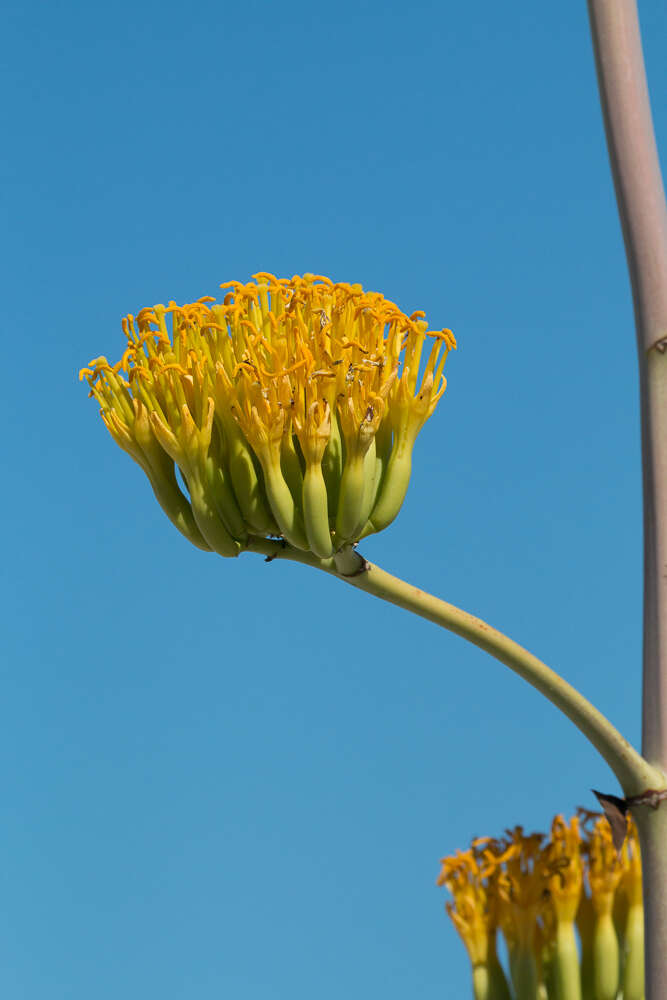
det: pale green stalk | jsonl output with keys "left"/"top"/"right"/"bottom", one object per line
{"left": 355, "top": 439, "right": 377, "bottom": 536}
{"left": 205, "top": 457, "right": 248, "bottom": 543}
{"left": 587, "top": 3, "right": 667, "bottom": 996}
{"left": 577, "top": 894, "right": 595, "bottom": 1000}
{"left": 553, "top": 921, "right": 582, "bottom": 1000}
{"left": 244, "top": 538, "right": 663, "bottom": 798}
{"left": 541, "top": 946, "right": 556, "bottom": 1000}
{"left": 623, "top": 902, "right": 645, "bottom": 1000}
{"left": 472, "top": 959, "right": 512, "bottom": 1000}
{"left": 510, "top": 948, "right": 539, "bottom": 1000}
{"left": 143, "top": 459, "right": 211, "bottom": 551}
{"left": 187, "top": 473, "right": 240, "bottom": 557}
{"left": 488, "top": 955, "right": 513, "bottom": 1000}
{"left": 472, "top": 964, "right": 491, "bottom": 1000}
{"left": 592, "top": 913, "right": 619, "bottom": 1000}
{"left": 280, "top": 434, "right": 305, "bottom": 507}
{"left": 260, "top": 462, "right": 308, "bottom": 551}
{"left": 367, "top": 434, "right": 413, "bottom": 533}
{"left": 302, "top": 463, "right": 333, "bottom": 558}
{"left": 336, "top": 453, "right": 367, "bottom": 541}
{"left": 332, "top": 557, "right": 659, "bottom": 796}
{"left": 217, "top": 415, "right": 277, "bottom": 535}
{"left": 321, "top": 412, "right": 343, "bottom": 523}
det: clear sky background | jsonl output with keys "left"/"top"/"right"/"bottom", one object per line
{"left": 3, "top": 1, "right": 666, "bottom": 996}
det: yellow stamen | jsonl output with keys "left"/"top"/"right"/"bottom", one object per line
{"left": 440, "top": 810, "right": 640, "bottom": 1000}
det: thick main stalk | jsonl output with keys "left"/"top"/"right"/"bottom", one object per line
{"left": 587, "top": 3, "right": 667, "bottom": 996}
{"left": 587, "top": 0, "right": 667, "bottom": 771}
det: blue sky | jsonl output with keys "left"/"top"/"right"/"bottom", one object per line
{"left": 3, "top": 0, "right": 666, "bottom": 996}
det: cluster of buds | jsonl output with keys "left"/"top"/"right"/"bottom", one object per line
{"left": 80, "top": 274, "right": 456, "bottom": 559}
{"left": 437, "top": 811, "right": 643, "bottom": 1000}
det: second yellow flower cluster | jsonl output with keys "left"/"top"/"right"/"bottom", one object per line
{"left": 438, "top": 811, "right": 643, "bottom": 1000}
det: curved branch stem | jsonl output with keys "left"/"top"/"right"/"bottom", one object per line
{"left": 246, "top": 536, "right": 663, "bottom": 796}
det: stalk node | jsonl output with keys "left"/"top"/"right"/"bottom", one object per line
{"left": 333, "top": 545, "right": 369, "bottom": 577}
{"left": 594, "top": 786, "right": 667, "bottom": 853}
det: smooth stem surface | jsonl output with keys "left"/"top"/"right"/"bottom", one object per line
{"left": 639, "top": 348, "right": 667, "bottom": 768}
{"left": 633, "top": 803, "right": 667, "bottom": 1000}
{"left": 587, "top": 4, "right": 667, "bottom": 997}
{"left": 587, "top": 0, "right": 667, "bottom": 356}
{"left": 337, "top": 558, "right": 660, "bottom": 796}
{"left": 246, "top": 537, "right": 662, "bottom": 795}
{"left": 623, "top": 901, "right": 645, "bottom": 1000}
{"left": 588, "top": 0, "right": 667, "bottom": 781}
{"left": 471, "top": 961, "right": 512, "bottom": 1000}
{"left": 554, "top": 922, "right": 582, "bottom": 1000}
{"left": 592, "top": 913, "right": 620, "bottom": 1000}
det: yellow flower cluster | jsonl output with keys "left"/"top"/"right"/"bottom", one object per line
{"left": 80, "top": 274, "right": 455, "bottom": 559}
{"left": 437, "top": 812, "right": 643, "bottom": 1000}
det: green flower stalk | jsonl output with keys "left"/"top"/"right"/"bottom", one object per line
{"left": 544, "top": 817, "right": 583, "bottom": 1000}
{"left": 80, "top": 274, "right": 456, "bottom": 560}
{"left": 619, "top": 832, "right": 644, "bottom": 1000}
{"left": 576, "top": 890, "right": 595, "bottom": 1000}
{"left": 79, "top": 272, "right": 662, "bottom": 812}
{"left": 497, "top": 828, "right": 545, "bottom": 1000}
{"left": 586, "top": 818, "right": 623, "bottom": 1000}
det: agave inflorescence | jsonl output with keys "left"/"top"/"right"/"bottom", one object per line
{"left": 80, "top": 273, "right": 456, "bottom": 560}
{"left": 438, "top": 812, "right": 643, "bottom": 1000}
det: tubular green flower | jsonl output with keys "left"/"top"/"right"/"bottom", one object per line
{"left": 439, "top": 810, "right": 643, "bottom": 1000}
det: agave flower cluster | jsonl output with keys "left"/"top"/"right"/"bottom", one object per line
{"left": 437, "top": 812, "right": 643, "bottom": 1000}
{"left": 80, "top": 274, "right": 456, "bottom": 559}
